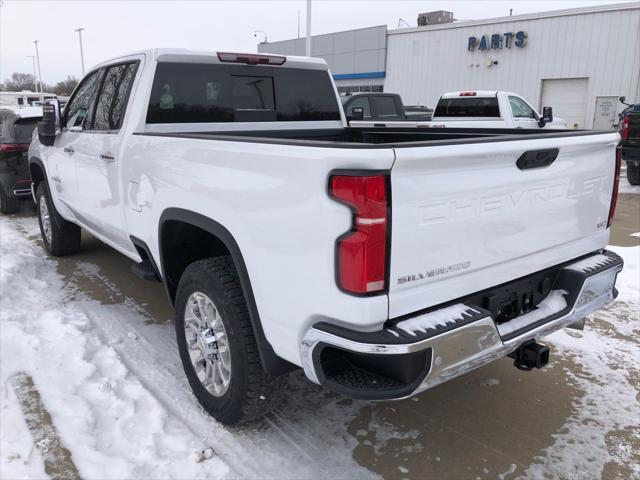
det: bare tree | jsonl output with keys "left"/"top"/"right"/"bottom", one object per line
{"left": 50, "top": 76, "right": 79, "bottom": 96}
{"left": 2, "top": 72, "right": 37, "bottom": 91}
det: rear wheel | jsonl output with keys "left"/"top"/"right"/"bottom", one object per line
{"left": 627, "top": 164, "right": 640, "bottom": 186}
{"left": 36, "top": 182, "right": 81, "bottom": 256}
{"left": 0, "top": 183, "right": 20, "bottom": 214}
{"left": 175, "top": 256, "right": 286, "bottom": 426}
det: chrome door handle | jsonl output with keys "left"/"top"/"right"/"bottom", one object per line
{"left": 100, "top": 153, "right": 115, "bottom": 162}
{"left": 63, "top": 146, "right": 74, "bottom": 154}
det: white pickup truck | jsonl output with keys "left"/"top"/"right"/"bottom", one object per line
{"left": 350, "top": 90, "right": 567, "bottom": 129}
{"left": 30, "top": 49, "right": 623, "bottom": 426}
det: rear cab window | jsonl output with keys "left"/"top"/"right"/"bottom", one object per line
{"left": 146, "top": 62, "right": 341, "bottom": 123}
{"left": 434, "top": 97, "right": 500, "bottom": 118}
{"left": 13, "top": 117, "right": 41, "bottom": 141}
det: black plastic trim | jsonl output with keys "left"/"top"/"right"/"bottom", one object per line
{"left": 516, "top": 148, "right": 559, "bottom": 170}
{"left": 132, "top": 127, "right": 616, "bottom": 150}
{"left": 129, "top": 235, "right": 162, "bottom": 281}
{"left": 158, "top": 208, "right": 296, "bottom": 376}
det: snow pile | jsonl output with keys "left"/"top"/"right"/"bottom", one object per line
{"left": 395, "top": 304, "right": 478, "bottom": 336}
{"left": 497, "top": 290, "right": 568, "bottom": 336}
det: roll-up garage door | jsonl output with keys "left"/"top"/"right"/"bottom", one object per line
{"left": 540, "top": 78, "right": 588, "bottom": 129}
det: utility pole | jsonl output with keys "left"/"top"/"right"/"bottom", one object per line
{"left": 75, "top": 27, "right": 86, "bottom": 75}
{"left": 297, "top": 10, "right": 300, "bottom": 39}
{"left": 26, "top": 55, "right": 37, "bottom": 91}
{"left": 33, "top": 40, "right": 43, "bottom": 93}
{"left": 305, "top": 0, "right": 312, "bottom": 56}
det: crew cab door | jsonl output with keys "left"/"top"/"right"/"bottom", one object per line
{"left": 45, "top": 69, "right": 102, "bottom": 219}
{"left": 74, "top": 61, "right": 139, "bottom": 252}
{"left": 508, "top": 95, "right": 539, "bottom": 129}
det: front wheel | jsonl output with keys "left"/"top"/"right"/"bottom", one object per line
{"left": 36, "top": 182, "right": 81, "bottom": 256}
{"left": 627, "top": 163, "right": 640, "bottom": 186}
{"left": 175, "top": 257, "right": 286, "bottom": 426}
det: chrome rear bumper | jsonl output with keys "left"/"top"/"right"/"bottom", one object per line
{"left": 300, "top": 250, "right": 623, "bottom": 400}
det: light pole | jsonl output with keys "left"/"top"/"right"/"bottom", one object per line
{"left": 75, "top": 27, "right": 85, "bottom": 75}
{"left": 33, "top": 40, "right": 43, "bottom": 93}
{"left": 253, "top": 30, "right": 267, "bottom": 44}
{"left": 26, "top": 55, "right": 37, "bottom": 91}
{"left": 305, "top": 0, "right": 312, "bottom": 56}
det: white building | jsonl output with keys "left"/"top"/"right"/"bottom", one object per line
{"left": 385, "top": 2, "right": 639, "bottom": 128}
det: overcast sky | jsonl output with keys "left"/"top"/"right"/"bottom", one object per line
{"left": 0, "top": 0, "right": 630, "bottom": 84}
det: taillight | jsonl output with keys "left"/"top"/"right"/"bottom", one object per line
{"left": 329, "top": 173, "right": 390, "bottom": 295}
{"left": 0, "top": 143, "right": 30, "bottom": 154}
{"left": 217, "top": 52, "right": 286, "bottom": 65}
{"left": 608, "top": 148, "right": 622, "bottom": 228}
{"left": 620, "top": 116, "right": 629, "bottom": 141}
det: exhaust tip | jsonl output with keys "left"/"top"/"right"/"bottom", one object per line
{"left": 509, "top": 341, "right": 550, "bottom": 371}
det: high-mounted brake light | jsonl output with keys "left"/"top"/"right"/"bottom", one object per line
{"left": 608, "top": 148, "right": 622, "bottom": 228}
{"left": 620, "top": 116, "right": 629, "bottom": 141}
{"left": 459, "top": 92, "right": 477, "bottom": 96}
{"left": 216, "top": 52, "right": 286, "bottom": 65}
{"left": 329, "top": 173, "right": 390, "bottom": 295}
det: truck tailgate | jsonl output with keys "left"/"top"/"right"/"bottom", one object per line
{"left": 388, "top": 132, "right": 620, "bottom": 318}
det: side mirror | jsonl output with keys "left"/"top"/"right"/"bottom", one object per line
{"left": 37, "top": 100, "right": 60, "bottom": 147}
{"left": 619, "top": 96, "right": 626, "bottom": 104}
{"left": 348, "top": 106, "right": 364, "bottom": 122}
{"left": 542, "top": 106, "right": 553, "bottom": 123}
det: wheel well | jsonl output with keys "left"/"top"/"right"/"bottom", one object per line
{"left": 160, "top": 220, "right": 230, "bottom": 303}
{"left": 29, "top": 162, "right": 45, "bottom": 188}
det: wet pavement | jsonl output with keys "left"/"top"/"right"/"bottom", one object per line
{"left": 4, "top": 185, "right": 639, "bottom": 479}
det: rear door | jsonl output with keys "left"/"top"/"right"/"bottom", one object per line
{"left": 387, "top": 132, "right": 620, "bottom": 318}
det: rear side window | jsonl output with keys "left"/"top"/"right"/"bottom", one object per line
{"left": 13, "top": 118, "right": 41, "bottom": 141}
{"left": 371, "top": 96, "right": 398, "bottom": 117}
{"left": 434, "top": 97, "right": 500, "bottom": 118}
{"left": 93, "top": 62, "right": 138, "bottom": 131}
{"left": 147, "top": 62, "right": 341, "bottom": 123}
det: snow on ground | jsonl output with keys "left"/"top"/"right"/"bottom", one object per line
{"left": 1, "top": 212, "right": 639, "bottom": 479}
{"left": 522, "top": 244, "right": 640, "bottom": 478}
{"left": 0, "top": 216, "right": 375, "bottom": 480}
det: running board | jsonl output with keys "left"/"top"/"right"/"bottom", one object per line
{"left": 132, "top": 260, "right": 161, "bottom": 282}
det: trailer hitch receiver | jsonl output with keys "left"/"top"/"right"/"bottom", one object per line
{"left": 509, "top": 341, "right": 550, "bottom": 371}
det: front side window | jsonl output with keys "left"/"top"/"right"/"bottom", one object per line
{"left": 509, "top": 96, "right": 536, "bottom": 119}
{"left": 65, "top": 70, "right": 101, "bottom": 129}
{"left": 434, "top": 97, "right": 500, "bottom": 118}
{"left": 372, "top": 96, "right": 398, "bottom": 117}
{"left": 347, "top": 96, "right": 371, "bottom": 118}
{"left": 93, "top": 62, "right": 138, "bottom": 131}
{"left": 147, "top": 62, "right": 341, "bottom": 123}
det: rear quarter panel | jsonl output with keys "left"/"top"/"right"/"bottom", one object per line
{"left": 121, "top": 135, "right": 395, "bottom": 365}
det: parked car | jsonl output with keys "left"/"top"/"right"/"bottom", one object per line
{"left": 351, "top": 91, "right": 567, "bottom": 129}
{"left": 0, "top": 106, "right": 42, "bottom": 213}
{"left": 618, "top": 96, "right": 640, "bottom": 185}
{"left": 341, "top": 92, "right": 432, "bottom": 122}
{"left": 30, "top": 49, "right": 623, "bottom": 426}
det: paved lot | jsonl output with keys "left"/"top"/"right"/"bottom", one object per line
{"left": 1, "top": 182, "right": 638, "bottom": 479}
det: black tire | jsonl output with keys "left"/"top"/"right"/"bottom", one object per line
{"left": 0, "top": 184, "right": 20, "bottom": 214}
{"left": 175, "top": 256, "right": 286, "bottom": 426}
{"left": 36, "top": 182, "right": 81, "bottom": 256}
{"left": 627, "top": 164, "right": 640, "bottom": 186}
